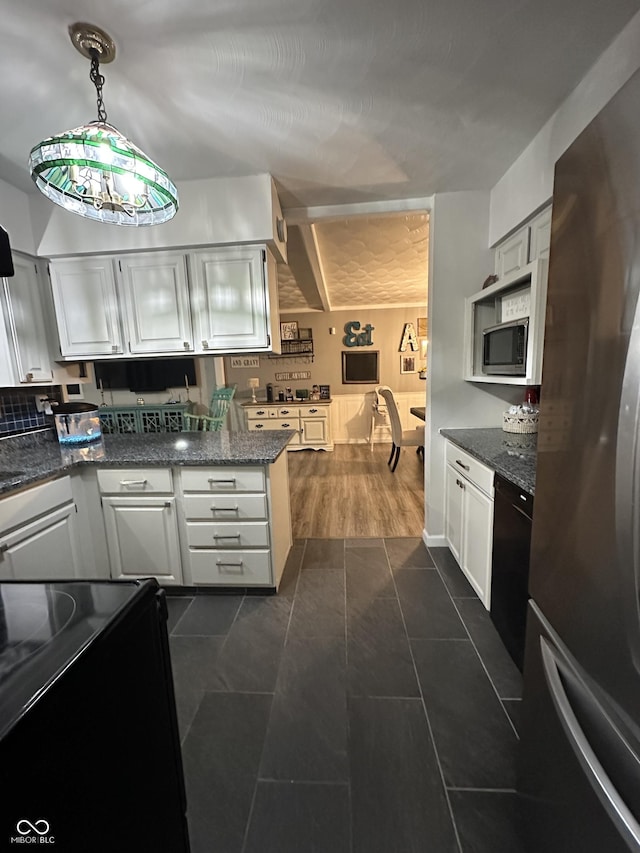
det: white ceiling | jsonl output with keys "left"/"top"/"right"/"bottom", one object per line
{"left": 0, "top": 0, "right": 638, "bottom": 309}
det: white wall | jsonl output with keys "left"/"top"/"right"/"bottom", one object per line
{"left": 489, "top": 9, "right": 640, "bottom": 245}
{"left": 425, "top": 191, "right": 522, "bottom": 544}
{"left": 0, "top": 177, "right": 35, "bottom": 255}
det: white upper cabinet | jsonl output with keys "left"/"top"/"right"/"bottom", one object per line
{"left": 494, "top": 226, "right": 529, "bottom": 278}
{"left": 528, "top": 206, "right": 552, "bottom": 262}
{"left": 464, "top": 259, "right": 548, "bottom": 385}
{"left": 2, "top": 254, "right": 54, "bottom": 383}
{"left": 49, "top": 256, "right": 123, "bottom": 358}
{"left": 191, "top": 245, "right": 278, "bottom": 353}
{"left": 118, "top": 253, "right": 192, "bottom": 354}
{"left": 49, "top": 245, "right": 279, "bottom": 359}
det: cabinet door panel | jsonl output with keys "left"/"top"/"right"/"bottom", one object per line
{"left": 461, "top": 479, "right": 494, "bottom": 608}
{"left": 445, "top": 463, "right": 464, "bottom": 563}
{"left": 3, "top": 256, "right": 53, "bottom": 383}
{"left": 300, "top": 417, "right": 327, "bottom": 445}
{"left": 120, "top": 253, "right": 192, "bottom": 353}
{"left": 49, "top": 257, "right": 122, "bottom": 357}
{"left": 0, "top": 504, "right": 79, "bottom": 580}
{"left": 191, "top": 247, "right": 269, "bottom": 351}
{"left": 102, "top": 497, "right": 182, "bottom": 584}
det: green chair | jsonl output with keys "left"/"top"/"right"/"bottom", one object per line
{"left": 183, "top": 386, "right": 236, "bottom": 432}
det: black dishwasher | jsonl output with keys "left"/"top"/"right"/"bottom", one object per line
{"left": 490, "top": 473, "right": 534, "bottom": 671}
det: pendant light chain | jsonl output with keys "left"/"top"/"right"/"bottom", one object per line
{"left": 89, "top": 50, "right": 107, "bottom": 123}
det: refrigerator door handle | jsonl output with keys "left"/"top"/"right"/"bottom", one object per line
{"left": 541, "top": 636, "right": 640, "bottom": 849}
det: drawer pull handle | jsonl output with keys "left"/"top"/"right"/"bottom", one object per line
{"left": 208, "top": 478, "right": 236, "bottom": 485}
{"left": 120, "top": 479, "right": 148, "bottom": 487}
{"left": 256, "top": 410, "right": 266, "bottom": 415}
{"left": 213, "top": 533, "right": 241, "bottom": 540}
{"left": 255, "top": 424, "right": 264, "bottom": 429}
{"left": 309, "top": 408, "right": 318, "bottom": 413}
{"left": 281, "top": 409, "right": 290, "bottom": 414}
{"left": 455, "top": 459, "right": 470, "bottom": 471}
{"left": 216, "top": 559, "right": 244, "bottom": 568}
{"left": 281, "top": 423, "right": 291, "bottom": 428}
{"left": 0, "top": 543, "right": 8, "bottom": 554}
{"left": 211, "top": 505, "right": 239, "bottom": 513}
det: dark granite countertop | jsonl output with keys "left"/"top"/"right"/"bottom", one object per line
{"left": 440, "top": 427, "right": 537, "bottom": 495}
{"left": 0, "top": 430, "right": 294, "bottom": 496}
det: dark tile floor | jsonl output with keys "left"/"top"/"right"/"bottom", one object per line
{"left": 167, "top": 539, "right": 525, "bottom": 853}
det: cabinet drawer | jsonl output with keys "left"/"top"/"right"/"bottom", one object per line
{"left": 188, "top": 549, "right": 272, "bottom": 586}
{"left": 445, "top": 443, "right": 494, "bottom": 495}
{"left": 183, "top": 493, "right": 268, "bottom": 520}
{"left": 298, "top": 405, "right": 327, "bottom": 418}
{"left": 247, "top": 406, "right": 278, "bottom": 419}
{"left": 181, "top": 467, "right": 265, "bottom": 493}
{"left": 249, "top": 420, "right": 298, "bottom": 433}
{"left": 186, "top": 521, "right": 269, "bottom": 548}
{"left": 97, "top": 468, "right": 173, "bottom": 494}
{"left": 0, "top": 476, "right": 73, "bottom": 535}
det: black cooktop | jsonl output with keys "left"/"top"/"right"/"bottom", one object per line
{"left": 0, "top": 580, "right": 151, "bottom": 740}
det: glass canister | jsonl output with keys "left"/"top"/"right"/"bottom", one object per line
{"left": 54, "top": 402, "right": 102, "bottom": 446}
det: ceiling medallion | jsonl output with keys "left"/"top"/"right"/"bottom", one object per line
{"left": 28, "top": 23, "right": 178, "bottom": 226}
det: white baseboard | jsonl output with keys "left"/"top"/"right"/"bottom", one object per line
{"left": 423, "top": 530, "right": 447, "bottom": 548}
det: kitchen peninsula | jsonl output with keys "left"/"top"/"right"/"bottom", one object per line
{"left": 0, "top": 430, "right": 294, "bottom": 590}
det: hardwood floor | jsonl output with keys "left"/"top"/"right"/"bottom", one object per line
{"left": 288, "top": 443, "right": 425, "bottom": 538}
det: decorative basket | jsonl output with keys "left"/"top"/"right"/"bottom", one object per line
{"left": 502, "top": 411, "right": 539, "bottom": 434}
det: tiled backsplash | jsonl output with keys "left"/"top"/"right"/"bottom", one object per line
{"left": 0, "top": 387, "right": 61, "bottom": 436}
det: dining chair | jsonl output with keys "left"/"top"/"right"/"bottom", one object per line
{"left": 377, "top": 386, "right": 424, "bottom": 472}
{"left": 183, "top": 386, "right": 236, "bottom": 432}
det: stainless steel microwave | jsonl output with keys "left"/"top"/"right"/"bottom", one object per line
{"left": 482, "top": 318, "right": 528, "bottom": 375}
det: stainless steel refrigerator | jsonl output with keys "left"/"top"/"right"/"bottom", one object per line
{"left": 517, "top": 70, "right": 640, "bottom": 851}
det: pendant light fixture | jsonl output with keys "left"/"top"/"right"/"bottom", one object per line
{"left": 28, "top": 23, "right": 178, "bottom": 226}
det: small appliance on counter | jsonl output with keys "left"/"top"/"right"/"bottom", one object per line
{"left": 54, "top": 402, "right": 102, "bottom": 446}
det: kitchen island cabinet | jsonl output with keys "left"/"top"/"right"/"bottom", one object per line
{"left": 0, "top": 430, "right": 293, "bottom": 589}
{"left": 98, "top": 468, "right": 183, "bottom": 585}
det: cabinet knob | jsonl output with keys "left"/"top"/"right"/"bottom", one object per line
{"left": 183, "top": 341, "right": 190, "bottom": 350}
{"left": 202, "top": 340, "right": 209, "bottom": 349}
{"left": 111, "top": 345, "right": 119, "bottom": 353}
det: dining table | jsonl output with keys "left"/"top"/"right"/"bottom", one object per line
{"left": 410, "top": 406, "right": 426, "bottom": 421}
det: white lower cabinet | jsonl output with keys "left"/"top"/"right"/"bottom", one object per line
{"left": 101, "top": 497, "right": 182, "bottom": 585}
{"left": 98, "top": 468, "right": 182, "bottom": 585}
{"left": 179, "top": 464, "right": 285, "bottom": 587}
{"left": 444, "top": 441, "right": 494, "bottom": 609}
{"left": 0, "top": 477, "right": 80, "bottom": 580}
{"left": 96, "top": 457, "right": 292, "bottom": 589}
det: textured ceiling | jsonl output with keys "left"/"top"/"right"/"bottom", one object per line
{"left": 278, "top": 213, "right": 428, "bottom": 311}
{"left": 0, "top": 0, "right": 639, "bottom": 206}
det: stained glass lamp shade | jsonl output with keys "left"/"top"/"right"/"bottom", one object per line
{"left": 29, "top": 122, "right": 178, "bottom": 226}
{"left": 28, "top": 23, "right": 178, "bottom": 226}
